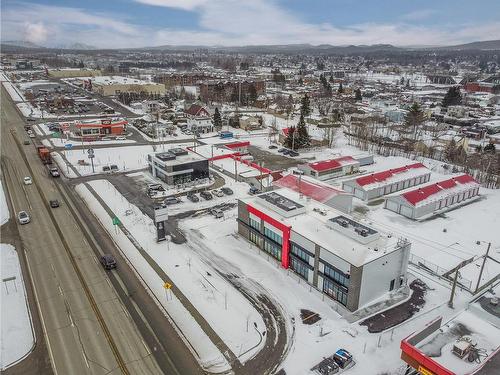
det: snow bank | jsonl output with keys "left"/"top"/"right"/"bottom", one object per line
{"left": 1, "top": 244, "right": 34, "bottom": 370}
{"left": 1, "top": 181, "right": 9, "bottom": 225}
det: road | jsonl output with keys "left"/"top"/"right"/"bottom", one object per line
{"left": 1, "top": 86, "right": 204, "bottom": 375}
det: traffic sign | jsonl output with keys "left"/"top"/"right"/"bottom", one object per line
{"left": 87, "top": 148, "right": 94, "bottom": 156}
{"left": 112, "top": 217, "right": 121, "bottom": 226}
{"left": 65, "top": 144, "right": 73, "bottom": 150}
{"left": 163, "top": 282, "right": 172, "bottom": 289}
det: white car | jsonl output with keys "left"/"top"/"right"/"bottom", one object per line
{"left": 23, "top": 176, "right": 32, "bottom": 185}
{"left": 115, "top": 136, "right": 126, "bottom": 140}
{"left": 18, "top": 211, "right": 30, "bottom": 224}
{"left": 28, "top": 133, "right": 36, "bottom": 138}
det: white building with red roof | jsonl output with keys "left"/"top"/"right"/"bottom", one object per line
{"left": 342, "top": 163, "right": 431, "bottom": 201}
{"left": 298, "top": 156, "right": 360, "bottom": 181}
{"left": 385, "top": 174, "right": 480, "bottom": 220}
{"left": 273, "top": 174, "right": 353, "bottom": 213}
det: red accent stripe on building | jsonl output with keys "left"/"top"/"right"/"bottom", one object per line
{"left": 247, "top": 204, "right": 291, "bottom": 269}
{"left": 400, "top": 340, "right": 455, "bottom": 375}
{"left": 225, "top": 141, "right": 250, "bottom": 149}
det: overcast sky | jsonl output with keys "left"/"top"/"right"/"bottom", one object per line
{"left": 2, "top": 0, "right": 500, "bottom": 48}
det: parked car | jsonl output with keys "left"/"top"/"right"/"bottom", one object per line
{"left": 115, "top": 136, "right": 126, "bottom": 140}
{"left": 18, "top": 211, "right": 30, "bottom": 224}
{"left": 221, "top": 187, "right": 234, "bottom": 195}
{"left": 277, "top": 148, "right": 287, "bottom": 153}
{"left": 186, "top": 192, "right": 199, "bottom": 202}
{"left": 249, "top": 186, "right": 261, "bottom": 195}
{"left": 268, "top": 145, "right": 278, "bottom": 149}
{"left": 100, "top": 254, "right": 117, "bottom": 270}
{"left": 28, "top": 132, "right": 36, "bottom": 138}
{"left": 23, "top": 176, "right": 32, "bottom": 185}
{"left": 49, "top": 199, "right": 60, "bottom": 208}
{"left": 26, "top": 117, "right": 36, "bottom": 122}
{"left": 163, "top": 196, "right": 181, "bottom": 205}
{"left": 200, "top": 191, "right": 213, "bottom": 200}
{"left": 210, "top": 208, "right": 224, "bottom": 219}
{"left": 288, "top": 150, "right": 300, "bottom": 157}
{"left": 23, "top": 140, "right": 30, "bottom": 145}
{"left": 212, "top": 189, "right": 224, "bottom": 197}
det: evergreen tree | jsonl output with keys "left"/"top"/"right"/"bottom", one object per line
{"left": 213, "top": 107, "right": 222, "bottom": 129}
{"left": 484, "top": 143, "right": 496, "bottom": 153}
{"left": 300, "top": 94, "right": 311, "bottom": 117}
{"left": 404, "top": 103, "right": 425, "bottom": 140}
{"left": 296, "top": 114, "right": 311, "bottom": 148}
{"left": 442, "top": 86, "right": 462, "bottom": 107}
{"left": 284, "top": 126, "right": 296, "bottom": 149}
{"left": 354, "top": 88, "right": 362, "bottom": 101}
{"left": 337, "top": 82, "right": 344, "bottom": 94}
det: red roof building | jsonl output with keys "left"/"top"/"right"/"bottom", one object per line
{"left": 385, "top": 174, "right": 480, "bottom": 220}
{"left": 274, "top": 174, "right": 353, "bottom": 213}
{"left": 298, "top": 156, "right": 360, "bottom": 181}
{"left": 342, "top": 163, "right": 431, "bottom": 201}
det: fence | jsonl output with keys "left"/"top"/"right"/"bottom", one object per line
{"left": 409, "top": 253, "right": 473, "bottom": 291}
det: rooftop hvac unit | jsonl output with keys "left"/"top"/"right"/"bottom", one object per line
{"left": 355, "top": 227, "right": 369, "bottom": 237}
{"left": 338, "top": 219, "right": 349, "bottom": 228}
{"left": 452, "top": 336, "right": 473, "bottom": 359}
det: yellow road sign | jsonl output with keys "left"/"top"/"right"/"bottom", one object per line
{"left": 418, "top": 366, "right": 435, "bottom": 375}
{"left": 163, "top": 282, "right": 172, "bottom": 289}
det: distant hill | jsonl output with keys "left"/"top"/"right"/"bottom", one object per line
{"left": 144, "top": 43, "right": 401, "bottom": 54}
{"left": 435, "top": 40, "right": 500, "bottom": 51}
{"left": 54, "top": 42, "right": 97, "bottom": 50}
{"left": 1, "top": 40, "right": 43, "bottom": 49}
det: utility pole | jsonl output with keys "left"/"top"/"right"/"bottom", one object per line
{"left": 475, "top": 242, "right": 491, "bottom": 293}
{"left": 448, "top": 268, "right": 460, "bottom": 309}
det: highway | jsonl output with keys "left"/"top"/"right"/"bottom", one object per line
{"left": 1, "top": 87, "right": 204, "bottom": 375}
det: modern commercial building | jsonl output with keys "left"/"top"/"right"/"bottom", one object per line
{"left": 298, "top": 156, "right": 360, "bottom": 181}
{"left": 76, "top": 117, "right": 128, "bottom": 137}
{"left": 88, "top": 75, "right": 165, "bottom": 96}
{"left": 237, "top": 188, "right": 411, "bottom": 311}
{"left": 342, "top": 163, "right": 431, "bottom": 201}
{"left": 385, "top": 174, "right": 480, "bottom": 220}
{"left": 148, "top": 148, "right": 209, "bottom": 185}
{"left": 274, "top": 174, "right": 353, "bottom": 213}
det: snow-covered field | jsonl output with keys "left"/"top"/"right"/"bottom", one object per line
{"left": 1, "top": 181, "right": 9, "bottom": 225}
{"left": 0, "top": 244, "right": 34, "bottom": 370}
{"left": 62, "top": 143, "right": 188, "bottom": 176}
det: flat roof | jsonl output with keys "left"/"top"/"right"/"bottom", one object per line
{"left": 150, "top": 149, "right": 206, "bottom": 166}
{"left": 242, "top": 188, "right": 401, "bottom": 267}
{"left": 90, "top": 75, "right": 162, "bottom": 86}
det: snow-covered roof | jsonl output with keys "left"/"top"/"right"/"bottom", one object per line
{"left": 273, "top": 174, "right": 348, "bottom": 203}
{"left": 353, "top": 163, "right": 429, "bottom": 190}
{"left": 401, "top": 174, "right": 478, "bottom": 207}
{"left": 242, "top": 188, "right": 401, "bottom": 267}
{"left": 308, "top": 156, "right": 358, "bottom": 172}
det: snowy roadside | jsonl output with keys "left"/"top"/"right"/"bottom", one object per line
{"left": 82, "top": 179, "right": 266, "bottom": 364}
{"left": 0, "top": 244, "right": 34, "bottom": 370}
{"left": 75, "top": 184, "right": 232, "bottom": 372}
{"left": 1, "top": 181, "right": 10, "bottom": 225}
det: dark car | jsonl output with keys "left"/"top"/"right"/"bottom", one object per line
{"left": 268, "top": 145, "right": 278, "bottom": 149}
{"left": 186, "top": 192, "right": 199, "bottom": 202}
{"left": 277, "top": 148, "right": 287, "bottom": 153}
{"left": 100, "top": 254, "right": 117, "bottom": 270}
{"left": 23, "top": 140, "right": 30, "bottom": 145}
{"left": 249, "top": 186, "right": 261, "bottom": 195}
{"left": 221, "top": 187, "right": 234, "bottom": 195}
{"left": 200, "top": 191, "right": 213, "bottom": 200}
{"left": 288, "top": 150, "right": 300, "bottom": 157}
{"left": 49, "top": 199, "right": 60, "bottom": 208}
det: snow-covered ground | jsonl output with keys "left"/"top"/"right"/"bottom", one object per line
{"left": 1, "top": 181, "right": 10, "bottom": 225}
{"left": 1, "top": 81, "right": 25, "bottom": 102}
{"left": 62, "top": 143, "right": 189, "bottom": 177}
{"left": 84, "top": 180, "right": 265, "bottom": 362}
{"left": 0, "top": 244, "right": 34, "bottom": 370}
{"left": 178, "top": 210, "right": 466, "bottom": 375}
